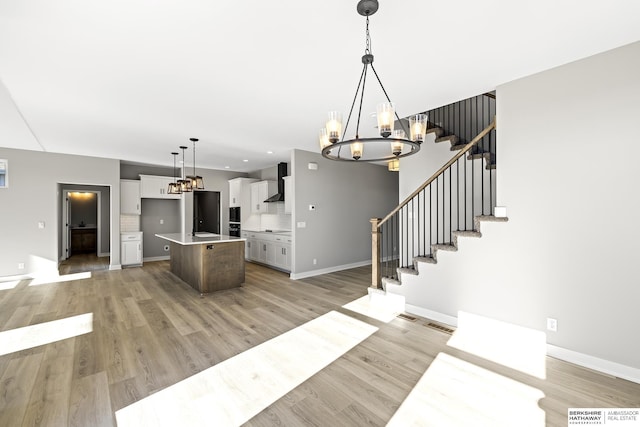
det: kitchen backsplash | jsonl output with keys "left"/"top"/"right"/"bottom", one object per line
{"left": 120, "top": 214, "right": 140, "bottom": 232}
{"left": 244, "top": 203, "right": 291, "bottom": 231}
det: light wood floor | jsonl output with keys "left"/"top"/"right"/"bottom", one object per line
{"left": 1, "top": 260, "right": 639, "bottom": 426}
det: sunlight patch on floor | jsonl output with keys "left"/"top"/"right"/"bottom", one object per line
{"left": 0, "top": 312, "right": 93, "bottom": 356}
{"left": 387, "top": 352, "right": 545, "bottom": 427}
{"left": 0, "top": 280, "right": 20, "bottom": 291}
{"left": 29, "top": 271, "right": 92, "bottom": 286}
{"left": 447, "top": 311, "right": 547, "bottom": 379}
{"left": 115, "top": 310, "right": 378, "bottom": 427}
{"left": 342, "top": 291, "right": 404, "bottom": 323}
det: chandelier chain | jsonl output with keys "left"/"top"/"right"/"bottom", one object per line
{"left": 365, "top": 16, "right": 371, "bottom": 54}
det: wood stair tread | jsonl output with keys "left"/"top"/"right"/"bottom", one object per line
{"left": 397, "top": 267, "right": 418, "bottom": 276}
{"left": 432, "top": 244, "right": 457, "bottom": 252}
{"left": 414, "top": 256, "right": 436, "bottom": 264}
{"left": 453, "top": 230, "right": 482, "bottom": 238}
{"left": 435, "top": 135, "right": 459, "bottom": 144}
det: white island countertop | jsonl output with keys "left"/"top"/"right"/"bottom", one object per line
{"left": 155, "top": 233, "right": 245, "bottom": 245}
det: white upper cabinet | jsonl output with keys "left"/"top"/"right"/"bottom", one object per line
{"left": 228, "top": 177, "right": 258, "bottom": 208}
{"left": 229, "top": 179, "right": 242, "bottom": 207}
{"left": 139, "top": 175, "right": 181, "bottom": 199}
{"left": 120, "top": 179, "right": 141, "bottom": 214}
{"left": 250, "top": 181, "right": 277, "bottom": 214}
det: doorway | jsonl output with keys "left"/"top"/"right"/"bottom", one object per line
{"left": 59, "top": 184, "right": 111, "bottom": 274}
{"left": 62, "top": 190, "right": 101, "bottom": 260}
{"left": 193, "top": 191, "right": 220, "bottom": 234}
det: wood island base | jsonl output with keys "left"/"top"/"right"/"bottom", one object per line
{"left": 169, "top": 240, "right": 245, "bottom": 294}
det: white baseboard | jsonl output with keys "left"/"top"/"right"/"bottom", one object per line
{"left": 405, "top": 304, "right": 459, "bottom": 327}
{"left": 403, "top": 305, "right": 640, "bottom": 385}
{"left": 143, "top": 256, "right": 170, "bottom": 262}
{"left": 0, "top": 273, "right": 32, "bottom": 281}
{"left": 109, "top": 264, "right": 122, "bottom": 271}
{"left": 290, "top": 260, "right": 371, "bottom": 280}
{"left": 547, "top": 344, "right": 640, "bottom": 385}
{"left": 98, "top": 252, "right": 110, "bottom": 258}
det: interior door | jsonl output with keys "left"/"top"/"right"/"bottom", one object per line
{"left": 194, "top": 191, "right": 220, "bottom": 233}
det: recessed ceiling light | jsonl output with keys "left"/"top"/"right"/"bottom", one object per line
{"left": 243, "top": 159, "right": 249, "bottom": 162}
{"left": 224, "top": 166, "right": 230, "bottom": 169}
{"left": 267, "top": 151, "right": 273, "bottom": 154}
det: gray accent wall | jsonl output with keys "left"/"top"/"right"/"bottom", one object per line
{"left": 0, "top": 147, "right": 120, "bottom": 276}
{"left": 398, "top": 41, "right": 640, "bottom": 373}
{"left": 141, "top": 199, "right": 180, "bottom": 258}
{"left": 291, "top": 149, "right": 398, "bottom": 277}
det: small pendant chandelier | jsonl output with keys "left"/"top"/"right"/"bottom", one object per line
{"left": 178, "top": 146, "right": 193, "bottom": 192}
{"left": 320, "top": 0, "right": 427, "bottom": 162}
{"left": 167, "top": 152, "right": 182, "bottom": 194}
{"left": 186, "top": 137, "right": 204, "bottom": 190}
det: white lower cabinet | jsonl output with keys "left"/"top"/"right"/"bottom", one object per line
{"left": 274, "top": 243, "right": 290, "bottom": 269}
{"left": 121, "top": 232, "right": 143, "bottom": 266}
{"left": 244, "top": 231, "right": 291, "bottom": 272}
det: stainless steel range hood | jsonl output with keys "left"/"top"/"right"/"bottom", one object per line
{"left": 264, "top": 162, "right": 287, "bottom": 203}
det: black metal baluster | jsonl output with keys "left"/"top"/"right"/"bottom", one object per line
{"left": 417, "top": 192, "right": 420, "bottom": 256}
{"left": 449, "top": 164, "right": 452, "bottom": 243}
{"left": 480, "top": 96, "right": 486, "bottom": 215}
{"left": 429, "top": 184, "right": 432, "bottom": 256}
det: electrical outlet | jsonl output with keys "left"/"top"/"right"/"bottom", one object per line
{"left": 160, "top": 219, "right": 164, "bottom": 225}
{"left": 313, "top": 258, "right": 317, "bottom": 265}
{"left": 18, "top": 262, "right": 25, "bottom": 269}
{"left": 547, "top": 317, "right": 558, "bottom": 332}
{"left": 297, "top": 221, "right": 306, "bottom": 228}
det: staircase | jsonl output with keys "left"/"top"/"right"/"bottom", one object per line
{"left": 371, "top": 93, "right": 506, "bottom": 291}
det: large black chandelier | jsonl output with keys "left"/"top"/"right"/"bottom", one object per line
{"left": 320, "top": 0, "right": 427, "bottom": 163}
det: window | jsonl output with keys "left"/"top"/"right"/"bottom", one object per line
{"left": 0, "top": 159, "right": 7, "bottom": 188}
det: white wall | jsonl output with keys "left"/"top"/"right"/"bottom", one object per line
{"left": 0, "top": 147, "right": 120, "bottom": 276}
{"left": 393, "top": 41, "right": 640, "bottom": 375}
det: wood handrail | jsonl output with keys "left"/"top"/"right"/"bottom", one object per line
{"left": 378, "top": 117, "right": 496, "bottom": 228}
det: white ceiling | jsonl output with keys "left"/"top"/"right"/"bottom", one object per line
{"left": 1, "top": 1, "right": 639, "bottom": 172}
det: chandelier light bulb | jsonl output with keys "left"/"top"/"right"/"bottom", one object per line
{"left": 390, "top": 129, "right": 405, "bottom": 156}
{"left": 351, "top": 140, "right": 364, "bottom": 160}
{"left": 409, "top": 114, "right": 428, "bottom": 143}
{"left": 319, "top": 128, "right": 331, "bottom": 150}
{"left": 377, "top": 102, "right": 395, "bottom": 138}
{"left": 326, "top": 111, "right": 342, "bottom": 143}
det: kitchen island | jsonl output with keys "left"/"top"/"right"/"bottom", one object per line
{"left": 155, "top": 233, "right": 245, "bottom": 294}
